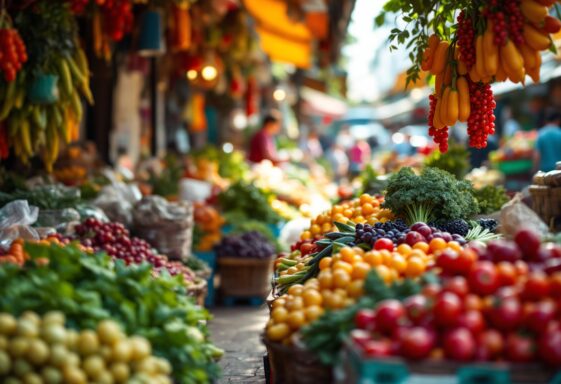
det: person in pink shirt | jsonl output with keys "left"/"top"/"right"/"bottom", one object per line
{"left": 248, "top": 110, "right": 283, "bottom": 165}
{"left": 349, "top": 139, "right": 371, "bottom": 176}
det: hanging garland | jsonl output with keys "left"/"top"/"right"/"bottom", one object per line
{"left": 377, "top": 0, "right": 561, "bottom": 152}
{"left": 0, "top": 1, "right": 93, "bottom": 170}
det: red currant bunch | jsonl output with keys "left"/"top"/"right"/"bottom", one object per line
{"left": 0, "top": 28, "right": 28, "bottom": 82}
{"left": 505, "top": 0, "right": 525, "bottom": 46}
{"left": 456, "top": 10, "right": 476, "bottom": 70}
{"left": 467, "top": 80, "right": 496, "bottom": 149}
{"left": 428, "top": 94, "right": 449, "bottom": 153}
{"left": 489, "top": 11, "right": 508, "bottom": 46}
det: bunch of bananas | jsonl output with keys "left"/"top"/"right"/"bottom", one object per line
{"left": 0, "top": 45, "right": 93, "bottom": 171}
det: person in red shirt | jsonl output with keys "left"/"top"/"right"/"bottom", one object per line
{"left": 248, "top": 110, "right": 283, "bottom": 164}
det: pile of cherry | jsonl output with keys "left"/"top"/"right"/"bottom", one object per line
{"left": 351, "top": 228, "right": 561, "bottom": 366}
{"left": 72, "top": 218, "right": 195, "bottom": 284}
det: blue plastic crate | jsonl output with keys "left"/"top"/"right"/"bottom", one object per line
{"left": 193, "top": 251, "right": 216, "bottom": 307}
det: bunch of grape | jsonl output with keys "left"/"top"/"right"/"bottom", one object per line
{"left": 438, "top": 219, "right": 470, "bottom": 237}
{"left": 101, "top": 0, "right": 133, "bottom": 42}
{"left": 73, "top": 218, "right": 196, "bottom": 283}
{"left": 0, "top": 27, "right": 28, "bottom": 82}
{"left": 355, "top": 220, "right": 410, "bottom": 246}
{"left": 215, "top": 231, "right": 275, "bottom": 259}
{"left": 467, "top": 79, "right": 496, "bottom": 149}
{"left": 428, "top": 94, "right": 449, "bottom": 152}
{"left": 456, "top": 10, "right": 476, "bottom": 69}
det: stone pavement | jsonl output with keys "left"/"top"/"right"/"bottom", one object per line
{"left": 209, "top": 306, "right": 269, "bottom": 384}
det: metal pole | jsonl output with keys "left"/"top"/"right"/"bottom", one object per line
{"left": 150, "top": 57, "right": 158, "bottom": 156}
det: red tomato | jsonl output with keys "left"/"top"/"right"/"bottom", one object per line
{"left": 355, "top": 309, "right": 377, "bottom": 331}
{"left": 522, "top": 273, "right": 551, "bottom": 301}
{"left": 443, "top": 276, "right": 469, "bottom": 298}
{"left": 456, "top": 249, "right": 477, "bottom": 274}
{"left": 464, "top": 294, "right": 483, "bottom": 311}
{"left": 524, "top": 300, "right": 557, "bottom": 335}
{"left": 375, "top": 299, "right": 406, "bottom": 334}
{"left": 550, "top": 273, "right": 561, "bottom": 298}
{"left": 468, "top": 261, "right": 499, "bottom": 296}
{"left": 539, "top": 327, "right": 561, "bottom": 366}
{"left": 363, "top": 339, "right": 392, "bottom": 358}
{"left": 436, "top": 249, "right": 460, "bottom": 275}
{"left": 457, "top": 310, "right": 486, "bottom": 336}
{"left": 496, "top": 261, "right": 518, "bottom": 287}
{"left": 477, "top": 329, "right": 504, "bottom": 360}
{"left": 404, "top": 294, "right": 432, "bottom": 325}
{"left": 350, "top": 329, "right": 373, "bottom": 348}
{"left": 399, "top": 326, "right": 435, "bottom": 360}
{"left": 505, "top": 333, "right": 536, "bottom": 362}
{"left": 443, "top": 328, "right": 476, "bottom": 361}
{"left": 300, "top": 242, "right": 316, "bottom": 256}
{"left": 374, "top": 238, "right": 394, "bottom": 251}
{"left": 514, "top": 228, "right": 541, "bottom": 261}
{"left": 433, "top": 292, "right": 462, "bottom": 328}
{"left": 488, "top": 298, "right": 523, "bottom": 332}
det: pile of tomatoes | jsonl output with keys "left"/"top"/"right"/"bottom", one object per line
{"left": 0, "top": 27, "right": 27, "bottom": 82}
{"left": 350, "top": 228, "right": 561, "bottom": 366}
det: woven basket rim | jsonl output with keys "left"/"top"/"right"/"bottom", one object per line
{"left": 217, "top": 256, "right": 274, "bottom": 266}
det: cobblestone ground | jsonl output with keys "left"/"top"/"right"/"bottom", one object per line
{"left": 209, "top": 306, "right": 268, "bottom": 384}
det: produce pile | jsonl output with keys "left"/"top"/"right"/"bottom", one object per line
{"left": 378, "top": 0, "right": 560, "bottom": 151}
{"left": 263, "top": 167, "right": 559, "bottom": 373}
{"left": 0, "top": 242, "right": 222, "bottom": 383}
{"left": 215, "top": 231, "right": 275, "bottom": 260}
{"left": 193, "top": 202, "right": 224, "bottom": 252}
{"left": 217, "top": 181, "right": 282, "bottom": 225}
{"left": 348, "top": 228, "right": 561, "bottom": 367}
{"left": 0, "top": 313, "right": 172, "bottom": 383}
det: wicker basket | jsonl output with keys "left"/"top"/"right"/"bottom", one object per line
{"left": 530, "top": 185, "right": 561, "bottom": 228}
{"left": 217, "top": 257, "right": 274, "bottom": 297}
{"left": 263, "top": 337, "right": 333, "bottom": 384}
{"left": 187, "top": 279, "right": 208, "bottom": 307}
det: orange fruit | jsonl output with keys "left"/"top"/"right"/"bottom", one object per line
{"left": 375, "top": 265, "right": 392, "bottom": 283}
{"left": 413, "top": 241, "right": 430, "bottom": 253}
{"left": 447, "top": 241, "right": 462, "bottom": 252}
{"left": 287, "top": 284, "right": 304, "bottom": 296}
{"left": 351, "top": 262, "right": 371, "bottom": 280}
{"left": 332, "top": 261, "right": 353, "bottom": 274}
{"left": 347, "top": 280, "right": 365, "bottom": 298}
{"left": 318, "top": 271, "right": 333, "bottom": 289}
{"left": 343, "top": 209, "right": 354, "bottom": 218}
{"left": 397, "top": 244, "right": 412, "bottom": 257}
{"left": 333, "top": 270, "right": 351, "bottom": 288}
{"left": 361, "top": 203, "right": 374, "bottom": 216}
{"left": 429, "top": 238, "right": 447, "bottom": 253}
{"left": 359, "top": 194, "right": 372, "bottom": 205}
{"left": 391, "top": 254, "right": 407, "bottom": 273}
{"left": 352, "top": 247, "right": 365, "bottom": 256}
{"left": 364, "top": 251, "right": 383, "bottom": 266}
{"left": 340, "top": 247, "right": 355, "bottom": 261}
{"left": 405, "top": 256, "right": 426, "bottom": 277}
{"left": 302, "top": 289, "right": 323, "bottom": 307}
{"left": 319, "top": 257, "right": 332, "bottom": 270}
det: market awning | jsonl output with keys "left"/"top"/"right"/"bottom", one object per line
{"left": 243, "top": 0, "right": 313, "bottom": 68}
{"left": 301, "top": 87, "right": 348, "bottom": 118}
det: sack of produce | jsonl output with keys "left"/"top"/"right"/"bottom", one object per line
{"left": 501, "top": 193, "right": 548, "bottom": 237}
{"left": 0, "top": 200, "right": 40, "bottom": 248}
{"left": 133, "top": 196, "right": 194, "bottom": 261}
{"left": 93, "top": 182, "right": 142, "bottom": 226}
{"left": 36, "top": 207, "right": 81, "bottom": 233}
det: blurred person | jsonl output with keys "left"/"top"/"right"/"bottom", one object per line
{"left": 349, "top": 139, "right": 371, "bottom": 177}
{"left": 534, "top": 111, "right": 561, "bottom": 172}
{"left": 502, "top": 106, "right": 521, "bottom": 138}
{"left": 326, "top": 143, "right": 349, "bottom": 182}
{"left": 300, "top": 129, "right": 323, "bottom": 161}
{"left": 248, "top": 110, "right": 284, "bottom": 165}
{"left": 393, "top": 133, "right": 415, "bottom": 157}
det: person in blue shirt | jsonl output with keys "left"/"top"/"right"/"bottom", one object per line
{"left": 535, "top": 112, "right": 561, "bottom": 172}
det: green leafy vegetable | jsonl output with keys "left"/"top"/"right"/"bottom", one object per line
{"left": 359, "top": 165, "right": 388, "bottom": 195}
{"left": 0, "top": 244, "right": 221, "bottom": 384}
{"left": 473, "top": 185, "right": 510, "bottom": 214}
{"left": 0, "top": 185, "right": 82, "bottom": 210}
{"left": 382, "top": 167, "right": 478, "bottom": 224}
{"left": 218, "top": 181, "right": 282, "bottom": 225}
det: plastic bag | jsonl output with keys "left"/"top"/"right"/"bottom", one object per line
{"left": 0, "top": 200, "right": 40, "bottom": 249}
{"left": 500, "top": 193, "right": 549, "bottom": 238}
{"left": 36, "top": 208, "right": 81, "bottom": 233}
{"left": 93, "top": 182, "right": 142, "bottom": 226}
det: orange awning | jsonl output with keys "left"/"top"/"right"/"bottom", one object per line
{"left": 244, "top": 0, "right": 313, "bottom": 68}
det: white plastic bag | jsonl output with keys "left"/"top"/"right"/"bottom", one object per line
{"left": 0, "top": 200, "right": 40, "bottom": 249}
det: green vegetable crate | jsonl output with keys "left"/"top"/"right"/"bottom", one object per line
{"left": 338, "top": 339, "right": 561, "bottom": 384}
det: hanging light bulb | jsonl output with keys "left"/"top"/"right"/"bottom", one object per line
{"left": 273, "top": 88, "right": 286, "bottom": 101}
{"left": 186, "top": 70, "right": 198, "bottom": 80}
{"left": 201, "top": 65, "right": 218, "bottom": 81}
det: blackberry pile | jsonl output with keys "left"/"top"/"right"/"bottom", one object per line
{"left": 478, "top": 218, "right": 498, "bottom": 233}
{"left": 215, "top": 231, "right": 275, "bottom": 259}
{"left": 355, "top": 220, "right": 410, "bottom": 245}
{"left": 439, "top": 219, "right": 470, "bottom": 237}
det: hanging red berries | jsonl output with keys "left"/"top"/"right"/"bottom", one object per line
{"left": 467, "top": 79, "right": 496, "bottom": 149}
{"left": 428, "top": 94, "right": 449, "bottom": 153}
{"left": 0, "top": 27, "right": 27, "bottom": 82}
